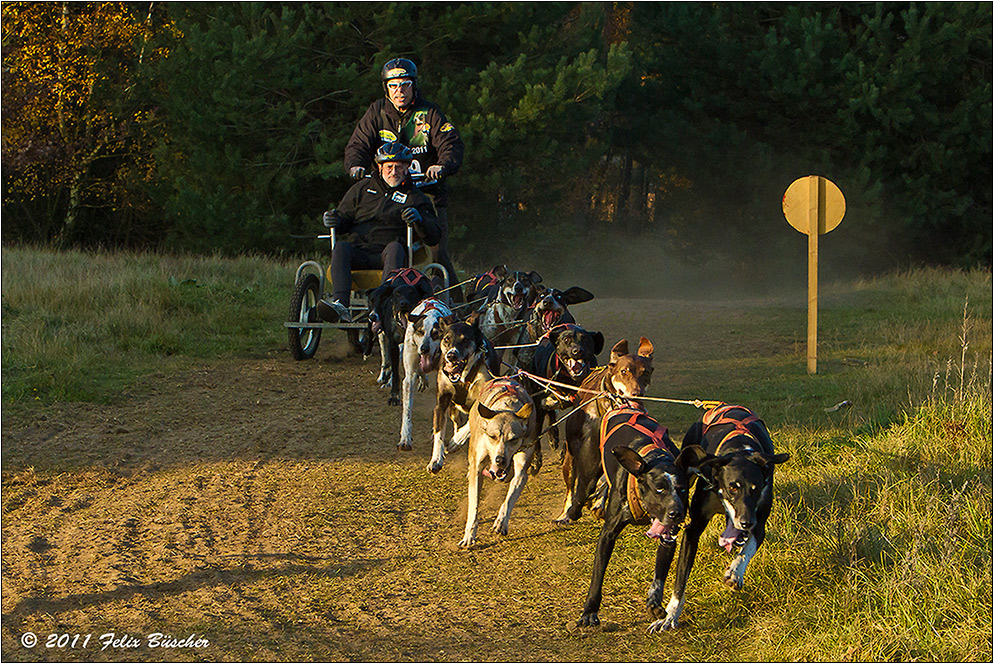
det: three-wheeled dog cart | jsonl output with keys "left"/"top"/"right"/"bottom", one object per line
{"left": 285, "top": 220, "right": 449, "bottom": 359}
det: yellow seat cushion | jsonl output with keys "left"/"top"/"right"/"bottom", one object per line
{"left": 324, "top": 244, "right": 433, "bottom": 293}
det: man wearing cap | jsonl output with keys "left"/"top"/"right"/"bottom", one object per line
{"left": 344, "top": 57, "right": 465, "bottom": 302}
{"left": 319, "top": 142, "right": 439, "bottom": 323}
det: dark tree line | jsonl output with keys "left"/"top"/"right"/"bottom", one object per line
{"left": 3, "top": 2, "right": 991, "bottom": 268}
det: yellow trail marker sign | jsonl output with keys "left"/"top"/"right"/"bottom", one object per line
{"left": 782, "top": 175, "right": 845, "bottom": 374}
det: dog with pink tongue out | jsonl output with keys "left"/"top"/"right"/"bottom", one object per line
{"left": 650, "top": 404, "right": 789, "bottom": 633}
{"left": 576, "top": 403, "right": 708, "bottom": 630}
{"left": 457, "top": 378, "right": 539, "bottom": 549}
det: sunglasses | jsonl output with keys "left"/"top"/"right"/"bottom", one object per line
{"left": 386, "top": 80, "right": 414, "bottom": 92}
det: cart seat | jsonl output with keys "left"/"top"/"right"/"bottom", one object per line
{"left": 325, "top": 243, "right": 432, "bottom": 292}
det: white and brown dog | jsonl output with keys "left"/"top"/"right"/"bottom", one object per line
{"left": 399, "top": 298, "right": 454, "bottom": 452}
{"left": 459, "top": 377, "right": 538, "bottom": 548}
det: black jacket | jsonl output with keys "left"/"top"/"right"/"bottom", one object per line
{"left": 334, "top": 172, "right": 440, "bottom": 250}
{"left": 344, "top": 96, "right": 464, "bottom": 207}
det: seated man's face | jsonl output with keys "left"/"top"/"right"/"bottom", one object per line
{"left": 379, "top": 160, "right": 409, "bottom": 188}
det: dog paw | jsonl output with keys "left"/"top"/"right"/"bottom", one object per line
{"left": 722, "top": 570, "right": 744, "bottom": 590}
{"left": 492, "top": 519, "right": 509, "bottom": 536}
{"left": 646, "top": 618, "right": 669, "bottom": 634}
{"left": 387, "top": 395, "right": 400, "bottom": 406}
{"left": 529, "top": 451, "right": 543, "bottom": 476}
{"left": 646, "top": 583, "right": 665, "bottom": 616}
{"left": 552, "top": 515, "right": 574, "bottom": 526}
{"left": 426, "top": 459, "right": 443, "bottom": 474}
{"left": 397, "top": 442, "right": 412, "bottom": 452}
{"left": 416, "top": 376, "right": 428, "bottom": 392}
{"left": 577, "top": 612, "right": 600, "bottom": 627}
{"left": 458, "top": 535, "right": 476, "bottom": 548}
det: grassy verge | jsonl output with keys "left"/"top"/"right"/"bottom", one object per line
{"left": 2, "top": 247, "right": 292, "bottom": 408}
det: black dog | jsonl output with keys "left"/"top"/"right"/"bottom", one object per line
{"left": 577, "top": 405, "right": 706, "bottom": 628}
{"left": 648, "top": 404, "right": 789, "bottom": 632}
{"left": 512, "top": 286, "right": 594, "bottom": 371}
{"left": 364, "top": 268, "right": 434, "bottom": 405}
{"left": 527, "top": 323, "right": 604, "bottom": 456}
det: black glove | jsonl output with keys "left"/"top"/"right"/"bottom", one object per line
{"left": 401, "top": 207, "right": 421, "bottom": 226}
{"left": 323, "top": 210, "right": 341, "bottom": 228}
{"left": 349, "top": 166, "right": 366, "bottom": 180}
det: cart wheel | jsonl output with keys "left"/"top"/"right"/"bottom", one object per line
{"left": 288, "top": 273, "right": 322, "bottom": 360}
{"left": 425, "top": 265, "right": 450, "bottom": 305}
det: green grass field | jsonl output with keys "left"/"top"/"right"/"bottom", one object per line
{"left": 2, "top": 246, "right": 991, "bottom": 661}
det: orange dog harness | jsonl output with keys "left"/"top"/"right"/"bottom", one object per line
{"left": 702, "top": 404, "right": 763, "bottom": 452}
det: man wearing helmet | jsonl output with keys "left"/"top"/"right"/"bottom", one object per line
{"left": 319, "top": 142, "right": 439, "bottom": 323}
{"left": 344, "top": 57, "right": 466, "bottom": 302}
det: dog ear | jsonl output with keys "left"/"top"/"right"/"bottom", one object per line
{"left": 590, "top": 331, "right": 605, "bottom": 355}
{"left": 528, "top": 271, "right": 542, "bottom": 284}
{"left": 613, "top": 446, "right": 648, "bottom": 476}
{"left": 694, "top": 454, "right": 732, "bottom": 479}
{"left": 463, "top": 310, "right": 481, "bottom": 325}
{"left": 562, "top": 286, "right": 594, "bottom": 305}
{"left": 750, "top": 451, "right": 790, "bottom": 467}
{"left": 675, "top": 444, "right": 710, "bottom": 472}
{"left": 637, "top": 336, "right": 654, "bottom": 359}
{"left": 478, "top": 403, "right": 498, "bottom": 420}
{"left": 515, "top": 402, "right": 533, "bottom": 420}
{"left": 408, "top": 312, "right": 426, "bottom": 325}
{"left": 495, "top": 265, "right": 508, "bottom": 278}
{"left": 610, "top": 339, "right": 629, "bottom": 363}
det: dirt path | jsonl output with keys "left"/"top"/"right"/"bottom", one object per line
{"left": 1, "top": 297, "right": 802, "bottom": 661}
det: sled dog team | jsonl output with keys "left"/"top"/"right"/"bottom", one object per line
{"left": 361, "top": 265, "right": 789, "bottom": 631}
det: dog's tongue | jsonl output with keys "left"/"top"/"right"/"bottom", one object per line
{"left": 645, "top": 518, "right": 668, "bottom": 540}
{"left": 482, "top": 462, "right": 503, "bottom": 481}
{"left": 718, "top": 517, "right": 741, "bottom": 553}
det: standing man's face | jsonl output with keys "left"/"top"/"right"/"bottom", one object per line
{"left": 386, "top": 78, "right": 415, "bottom": 110}
{"left": 379, "top": 160, "right": 409, "bottom": 187}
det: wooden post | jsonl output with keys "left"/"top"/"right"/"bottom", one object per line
{"left": 783, "top": 175, "right": 845, "bottom": 376}
{"left": 806, "top": 176, "right": 821, "bottom": 374}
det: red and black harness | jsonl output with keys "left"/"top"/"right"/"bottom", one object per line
{"left": 599, "top": 404, "right": 679, "bottom": 521}
{"left": 483, "top": 377, "right": 528, "bottom": 405}
{"left": 701, "top": 404, "right": 764, "bottom": 454}
{"left": 472, "top": 267, "right": 504, "bottom": 296}
{"left": 386, "top": 267, "right": 431, "bottom": 290}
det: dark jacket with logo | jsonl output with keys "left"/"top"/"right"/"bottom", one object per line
{"left": 334, "top": 172, "right": 440, "bottom": 251}
{"left": 343, "top": 96, "right": 464, "bottom": 207}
